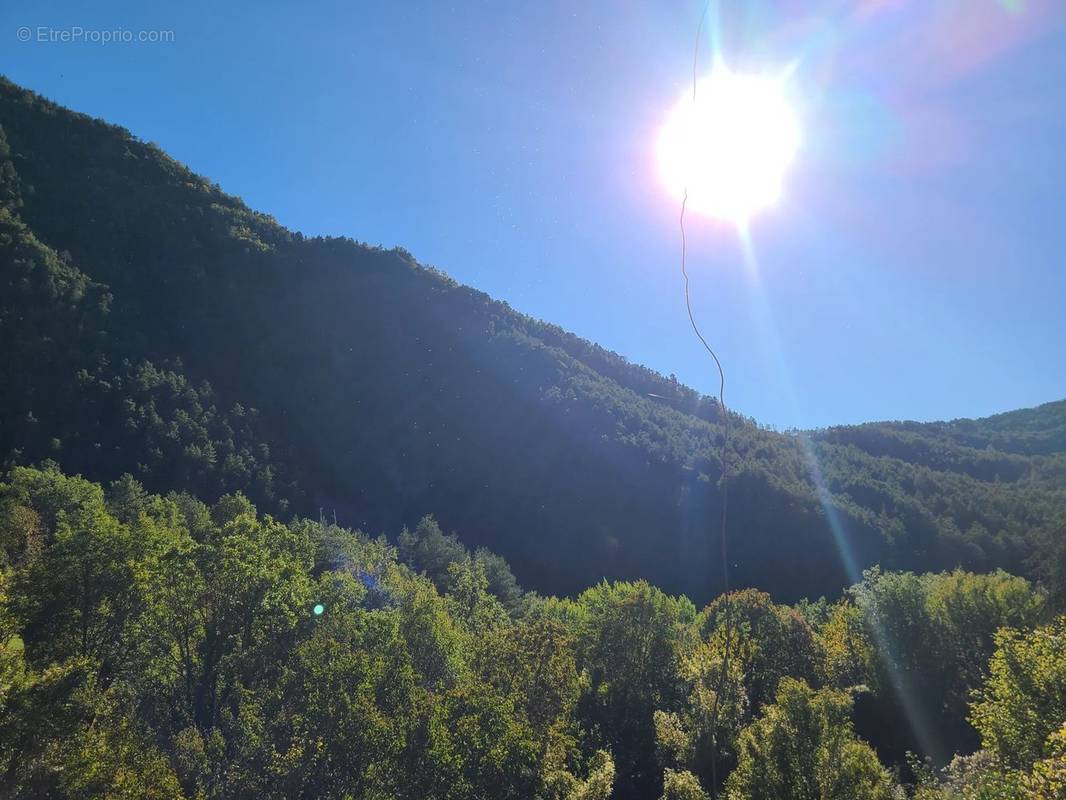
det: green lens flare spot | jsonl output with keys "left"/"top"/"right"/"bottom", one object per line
{"left": 313, "top": 603, "right": 325, "bottom": 616}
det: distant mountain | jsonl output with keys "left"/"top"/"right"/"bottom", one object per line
{"left": 1, "top": 76, "right": 1063, "bottom": 603}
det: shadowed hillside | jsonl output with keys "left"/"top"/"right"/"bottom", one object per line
{"left": 1, "top": 76, "right": 1063, "bottom": 603}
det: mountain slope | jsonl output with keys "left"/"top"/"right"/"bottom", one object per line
{"left": 1, "top": 77, "right": 1063, "bottom": 603}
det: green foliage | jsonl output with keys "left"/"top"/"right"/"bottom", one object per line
{"left": 1, "top": 76, "right": 1065, "bottom": 798}
{"left": 653, "top": 637, "right": 748, "bottom": 787}
{"left": 816, "top": 599, "right": 876, "bottom": 690}
{"left": 970, "top": 616, "right": 1066, "bottom": 772}
{"left": 2, "top": 78, "right": 1065, "bottom": 611}
{"left": 472, "top": 616, "right": 579, "bottom": 745}
{"left": 558, "top": 750, "right": 616, "bottom": 800}
{"left": 911, "top": 750, "right": 1025, "bottom": 800}
{"left": 910, "top": 724, "right": 1066, "bottom": 800}
{"left": 0, "top": 465, "right": 628, "bottom": 798}
{"left": 655, "top": 588, "right": 822, "bottom": 791}
{"left": 702, "top": 589, "right": 820, "bottom": 711}
{"left": 0, "top": 659, "right": 183, "bottom": 798}
{"left": 1, "top": 464, "right": 1064, "bottom": 799}
{"left": 571, "top": 580, "right": 698, "bottom": 798}
{"left": 850, "top": 567, "right": 1045, "bottom": 763}
{"left": 399, "top": 516, "right": 468, "bottom": 591}
{"left": 1030, "top": 521, "right": 1066, "bottom": 613}
{"left": 661, "top": 768, "right": 710, "bottom": 800}
{"left": 4, "top": 466, "right": 137, "bottom": 668}
{"left": 398, "top": 516, "right": 526, "bottom": 613}
{"left": 725, "top": 678, "right": 895, "bottom": 800}
{"left": 0, "top": 183, "right": 294, "bottom": 514}
{"left": 1026, "top": 723, "right": 1066, "bottom": 799}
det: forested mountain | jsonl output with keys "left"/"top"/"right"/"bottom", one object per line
{"left": 1, "top": 76, "right": 1064, "bottom": 606}
{"left": 2, "top": 77, "right": 1066, "bottom": 800}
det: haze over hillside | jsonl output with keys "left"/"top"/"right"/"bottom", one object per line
{"left": 2, "top": 65, "right": 1066, "bottom": 800}
{"left": 1, "top": 76, "right": 1064, "bottom": 605}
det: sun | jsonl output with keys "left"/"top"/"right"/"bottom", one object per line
{"left": 658, "top": 70, "right": 801, "bottom": 224}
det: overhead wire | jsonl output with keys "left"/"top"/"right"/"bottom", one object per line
{"left": 678, "top": 2, "right": 735, "bottom": 796}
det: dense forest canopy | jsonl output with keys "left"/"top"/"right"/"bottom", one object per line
{"left": 1, "top": 465, "right": 1064, "bottom": 798}
{"left": 1, "top": 76, "right": 1066, "bottom": 799}
{"left": 0, "top": 76, "right": 1063, "bottom": 607}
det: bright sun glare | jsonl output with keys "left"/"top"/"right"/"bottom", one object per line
{"left": 658, "top": 70, "right": 801, "bottom": 223}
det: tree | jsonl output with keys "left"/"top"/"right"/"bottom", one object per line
{"left": 420, "top": 681, "right": 541, "bottom": 800}
{"left": 474, "top": 546, "right": 525, "bottom": 613}
{"left": 554, "top": 750, "right": 615, "bottom": 800}
{"left": 970, "top": 616, "right": 1066, "bottom": 772}
{"left": 571, "top": 581, "right": 698, "bottom": 799}
{"left": 816, "top": 599, "right": 874, "bottom": 690}
{"left": 910, "top": 749, "right": 1023, "bottom": 800}
{"left": 654, "top": 638, "right": 748, "bottom": 791}
{"left": 254, "top": 604, "right": 417, "bottom": 799}
{"left": 725, "top": 678, "right": 895, "bottom": 800}
{"left": 398, "top": 516, "right": 468, "bottom": 592}
{"left": 3, "top": 466, "right": 138, "bottom": 670}
{"left": 661, "top": 768, "right": 710, "bottom": 800}
{"left": 850, "top": 567, "right": 1044, "bottom": 763}
{"left": 701, "top": 589, "right": 820, "bottom": 712}
{"left": 445, "top": 555, "right": 509, "bottom": 631}
{"left": 473, "top": 616, "right": 580, "bottom": 759}
{"left": 1024, "top": 723, "right": 1066, "bottom": 799}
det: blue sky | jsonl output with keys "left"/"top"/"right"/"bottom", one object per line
{"left": 3, "top": 0, "right": 1064, "bottom": 428}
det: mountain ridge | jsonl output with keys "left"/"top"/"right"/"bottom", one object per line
{"left": 1, "top": 75, "right": 1063, "bottom": 603}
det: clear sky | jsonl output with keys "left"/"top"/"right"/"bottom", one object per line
{"left": 3, "top": 0, "right": 1064, "bottom": 428}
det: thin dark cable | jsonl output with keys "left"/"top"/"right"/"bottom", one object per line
{"left": 679, "top": 3, "right": 735, "bottom": 797}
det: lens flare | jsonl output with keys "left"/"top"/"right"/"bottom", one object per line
{"left": 658, "top": 70, "right": 801, "bottom": 223}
